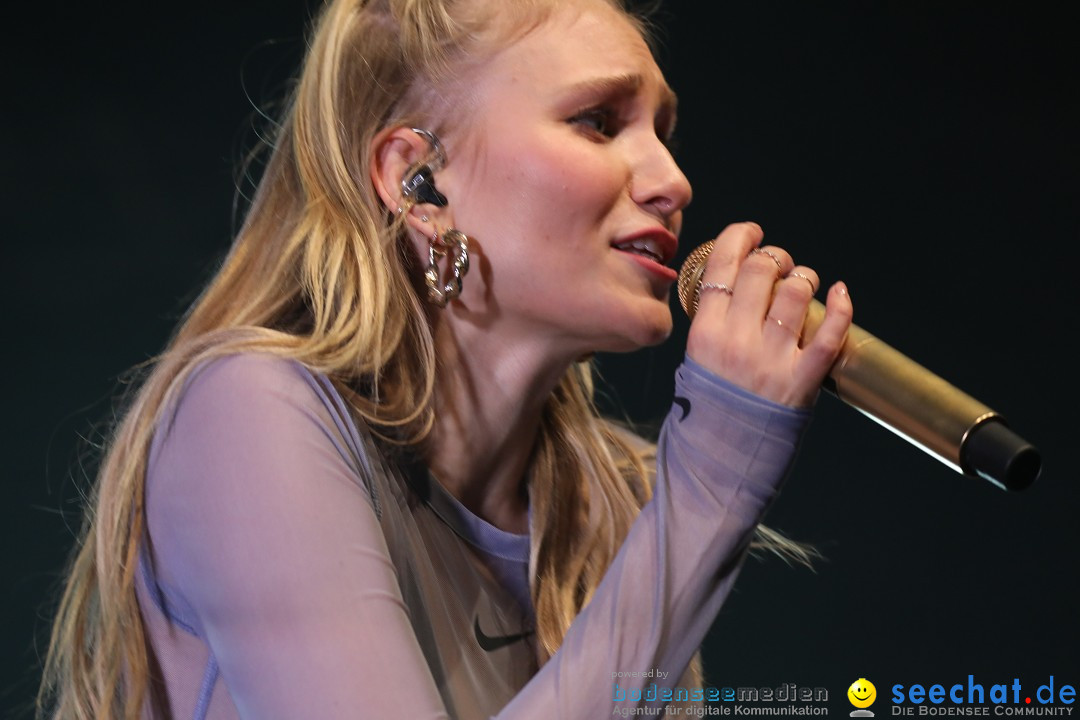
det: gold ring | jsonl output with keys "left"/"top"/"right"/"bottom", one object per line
{"left": 766, "top": 315, "right": 801, "bottom": 340}
{"left": 749, "top": 247, "right": 783, "bottom": 271}
{"left": 787, "top": 272, "right": 817, "bottom": 294}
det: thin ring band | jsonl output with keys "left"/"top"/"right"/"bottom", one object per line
{"left": 700, "top": 281, "right": 735, "bottom": 297}
{"left": 766, "top": 315, "right": 801, "bottom": 339}
{"left": 748, "top": 247, "right": 783, "bottom": 271}
{"left": 787, "top": 272, "right": 818, "bottom": 294}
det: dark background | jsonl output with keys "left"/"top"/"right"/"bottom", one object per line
{"left": 4, "top": 2, "right": 1077, "bottom": 717}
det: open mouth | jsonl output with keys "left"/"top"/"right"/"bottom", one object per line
{"left": 610, "top": 229, "right": 677, "bottom": 266}
{"left": 612, "top": 238, "right": 666, "bottom": 264}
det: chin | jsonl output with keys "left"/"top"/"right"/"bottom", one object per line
{"left": 595, "top": 306, "right": 673, "bottom": 353}
{"left": 638, "top": 299, "right": 675, "bottom": 345}
{"left": 638, "top": 318, "right": 674, "bottom": 348}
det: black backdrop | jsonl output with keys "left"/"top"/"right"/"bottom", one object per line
{"left": 4, "top": 2, "right": 1078, "bottom": 717}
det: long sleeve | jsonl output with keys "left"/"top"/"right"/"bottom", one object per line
{"left": 142, "top": 354, "right": 451, "bottom": 719}
{"left": 139, "top": 353, "right": 809, "bottom": 719}
{"left": 498, "top": 355, "right": 810, "bottom": 717}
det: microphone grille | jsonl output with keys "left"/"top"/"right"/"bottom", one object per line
{"left": 676, "top": 239, "right": 715, "bottom": 319}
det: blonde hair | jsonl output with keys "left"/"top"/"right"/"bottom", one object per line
{"left": 38, "top": 1, "right": 810, "bottom": 717}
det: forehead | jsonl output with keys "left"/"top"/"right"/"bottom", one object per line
{"left": 470, "top": 2, "right": 673, "bottom": 106}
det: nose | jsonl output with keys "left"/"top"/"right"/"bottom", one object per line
{"left": 630, "top": 136, "right": 693, "bottom": 225}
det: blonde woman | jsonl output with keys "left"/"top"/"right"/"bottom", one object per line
{"left": 40, "top": 0, "right": 852, "bottom": 717}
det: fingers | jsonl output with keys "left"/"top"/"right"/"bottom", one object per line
{"left": 762, "top": 264, "right": 820, "bottom": 347}
{"left": 687, "top": 221, "right": 853, "bottom": 408}
{"left": 696, "top": 222, "right": 763, "bottom": 317}
{"left": 727, "top": 245, "right": 794, "bottom": 328}
{"left": 794, "top": 281, "right": 853, "bottom": 389}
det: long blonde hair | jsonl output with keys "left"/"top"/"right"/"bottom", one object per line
{"left": 39, "top": 1, "right": 809, "bottom": 717}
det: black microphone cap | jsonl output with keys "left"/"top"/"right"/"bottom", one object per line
{"left": 961, "top": 420, "right": 1042, "bottom": 491}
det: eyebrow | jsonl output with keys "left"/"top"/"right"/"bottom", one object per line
{"left": 564, "top": 73, "right": 679, "bottom": 116}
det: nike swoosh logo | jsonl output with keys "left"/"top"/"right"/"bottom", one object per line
{"left": 673, "top": 396, "right": 691, "bottom": 421}
{"left": 473, "top": 616, "right": 534, "bottom": 652}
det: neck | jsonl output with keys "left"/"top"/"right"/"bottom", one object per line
{"left": 423, "top": 314, "right": 580, "bottom": 534}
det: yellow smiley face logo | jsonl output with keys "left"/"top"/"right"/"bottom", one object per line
{"left": 848, "top": 678, "right": 877, "bottom": 708}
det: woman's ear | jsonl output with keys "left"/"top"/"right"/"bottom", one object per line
{"left": 369, "top": 126, "right": 450, "bottom": 235}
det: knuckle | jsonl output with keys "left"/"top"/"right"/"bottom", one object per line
{"left": 707, "top": 248, "right": 741, "bottom": 268}
{"left": 732, "top": 221, "right": 763, "bottom": 237}
{"left": 762, "top": 246, "right": 793, "bottom": 266}
{"left": 806, "top": 340, "right": 836, "bottom": 360}
{"left": 791, "top": 266, "right": 820, "bottom": 284}
{"left": 800, "top": 343, "right": 838, "bottom": 375}
{"left": 717, "top": 221, "right": 764, "bottom": 251}
{"left": 830, "top": 303, "right": 854, "bottom": 325}
{"left": 776, "top": 281, "right": 810, "bottom": 303}
{"left": 742, "top": 258, "right": 779, "bottom": 278}
{"left": 813, "top": 325, "right": 849, "bottom": 356}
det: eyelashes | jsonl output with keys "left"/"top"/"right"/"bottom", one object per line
{"left": 569, "top": 106, "right": 617, "bottom": 138}
{"left": 568, "top": 105, "right": 679, "bottom": 153}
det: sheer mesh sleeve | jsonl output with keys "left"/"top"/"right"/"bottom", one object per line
{"left": 498, "top": 355, "right": 809, "bottom": 717}
{"left": 141, "top": 353, "right": 809, "bottom": 719}
{"left": 144, "top": 354, "right": 450, "bottom": 719}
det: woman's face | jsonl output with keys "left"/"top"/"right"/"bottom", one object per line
{"left": 439, "top": 1, "right": 692, "bottom": 357}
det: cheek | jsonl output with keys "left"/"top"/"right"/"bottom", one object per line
{"left": 491, "top": 134, "right": 623, "bottom": 231}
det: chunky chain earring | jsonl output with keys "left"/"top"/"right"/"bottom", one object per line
{"left": 424, "top": 228, "right": 470, "bottom": 307}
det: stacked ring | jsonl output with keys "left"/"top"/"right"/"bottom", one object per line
{"left": 700, "top": 281, "right": 735, "bottom": 297}
{"left": 766, "top": 315, "right": 801, "bottom": 340}
{"left": 787, "top": 272, "right": 817, "bottom": 294}
{"left": 748, "top": 247, "right": 783, "bottom": 271}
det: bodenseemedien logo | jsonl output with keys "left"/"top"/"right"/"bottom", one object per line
{"left": 608, "top": 671, "right": 829, "bottom": 716}
{"left": 849, "top": 679, "right": 878, "bottom": 717}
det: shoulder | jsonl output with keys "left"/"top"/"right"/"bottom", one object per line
{"left": 166, "top": 352, "right": 341, "bottom": 424}
{"left": 151, "top": 352, "right": 364, "bottom": 474}
{"left": 180, "top": 352, "right": 321, "bottom": 404}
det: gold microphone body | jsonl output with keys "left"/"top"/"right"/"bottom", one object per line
{"left": 676, "top": 240, "right": 1040, "bottom": 491}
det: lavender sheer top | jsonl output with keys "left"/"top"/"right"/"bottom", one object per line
{"left": 136, "top": 353, "right": 809, "bottom": 719}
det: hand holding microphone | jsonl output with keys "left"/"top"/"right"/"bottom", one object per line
{"left": 678, "top": 223, "right": 1041, "bottom": 491}
{"left": 680, "top": 222, "right": 854, "bottom": 410}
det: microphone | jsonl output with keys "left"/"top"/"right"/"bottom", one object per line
{"left": 677, "top": 240, "right": 1042, "bottom": 491}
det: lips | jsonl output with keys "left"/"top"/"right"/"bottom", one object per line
{"left": 611, "top": 229, "right": 678, "bottom": 266}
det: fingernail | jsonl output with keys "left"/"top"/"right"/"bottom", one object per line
{"left": 836, "top": 281, "right": 849, "bottom": 298}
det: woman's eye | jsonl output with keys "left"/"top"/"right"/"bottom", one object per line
{"left": 571, "top": 108, "right": 615, "bottom": 137}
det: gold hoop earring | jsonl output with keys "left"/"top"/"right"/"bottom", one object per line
{"left": 425, "top": 228, "right": 470, "bottom": 307}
